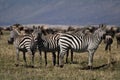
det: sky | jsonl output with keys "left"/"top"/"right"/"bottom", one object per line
{"left": 0, "top": 0, "right": 120, "bottom": 26}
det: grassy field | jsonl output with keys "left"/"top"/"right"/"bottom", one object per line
{"left": 0, "top": 31, "right": 120, "bottom": 80}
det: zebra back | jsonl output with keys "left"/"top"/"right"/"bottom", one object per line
{"left": 8, "top": 26, "right": 37, "bottom": 52}
{"left": 59, "top": 27, "right": 106, "bottom": 52}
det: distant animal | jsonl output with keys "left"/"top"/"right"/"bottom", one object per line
{"left": 115, "top": 32, "right": 120, "bottom": 48}
{"left": 0, "top": 27, "right": 3, "bottom": 39}
{"left": 104, "top": 35, "right": 113, "bottom": 51}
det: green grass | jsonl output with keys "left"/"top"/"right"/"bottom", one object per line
{"left": 0, "top": 31, "right": 120, "bottom": 80}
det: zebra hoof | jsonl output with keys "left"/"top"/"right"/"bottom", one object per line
{"left": 87, "top": 66, "right": 93, "bottom": 70}
{"left": 31, "top": 65, "right": 34, "bottom": 68}
{"left": 60, "top": 65, "right": 64, "bottom": 68}
{"left": 56, "top": 64, "right": 59, "bottom": 67}
{"left": 70, "top": 61, "right": 73, "bottom": 64}
{"left": 15, "top": 64, "right": 19, "bottom": 67}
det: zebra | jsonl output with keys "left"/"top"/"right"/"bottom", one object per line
{"left": 115, "top": 32, "right": 120, "bottom": 48}
{"left": 33, "top": 27, "right": 60, "bottom": 66}
{"left": 58, "top": 26, "right": 106, "bottom": 69}
{"left": 65, "top": 28, "right": 85, "bottom": 63}
{"left": 104, "top": 35, "right": 113, "bottom": 51}
{"left": 8, "top": 27, "right": 37, "bottom": 67}
{"left": 65, "top": 27, "right": 97, "bottom": 63}
{"left": 8, "top": 27, "right": 21, "bottom": 44}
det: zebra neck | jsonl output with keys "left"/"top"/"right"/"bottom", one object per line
{"left": 94, "top": 34, "right": 102, "bottom": 43}
{"left": 41, "top": 34, "right": 46, "bottom": 40}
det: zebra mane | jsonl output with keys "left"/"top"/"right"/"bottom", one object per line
{"left": 93, "top": 27, "right": 106, "bottom": 41}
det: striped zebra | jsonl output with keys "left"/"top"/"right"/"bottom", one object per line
{"left": 8, "top": 27, "right": 37, "bottom": 67}
{"left": 65, "top": 27, "right": 97, "bottom": 63}
{"left": 65, "top": 29, "right": 85, "bottom": 63}
{"left": 58, "top": 26, "right": 106, "bottom": 69}
{"left": 33, "top": 27, "right": 60, "bottom": 66}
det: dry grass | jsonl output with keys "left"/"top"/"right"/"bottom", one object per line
{"left": 0, "top": 31, "right": 120, "bottom": 80}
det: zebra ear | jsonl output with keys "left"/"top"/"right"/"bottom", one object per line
{"left": 12, "top": 25, "right": 22, "bottom": 35}
{"left": 33, "top": 25, "right": 36, "bottom": 29}
{"left": 13, "top": 28, "right": 21, "bottom": 36}
{"left": 38, "top": 26, "right": 40, "bottom": 29}
{"left": 99, "top": 24, "right": 106, "bottom": 30}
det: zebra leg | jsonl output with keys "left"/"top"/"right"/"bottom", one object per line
{"left": 59, "top": 51, "right": 66, "bottom": 68}
{"left": 32, "top": 53, "right": 35, "bottom": 68}
{"left": 117, "top": 39, "right": 119, "bottom": 48}
{"left": 52, "top": 52, "right": 56, "bottom": 66}
{"left": 57, "top": 51, "right": 59, "bottom": 66}
{"left": 66, "top": 50, "right": 69, "bottom": 63}
{"left": 88, "top": 50, "right": 95, "bottom": 69}
{"left": 28, "top": 51, "right": 34, "bottom": 68}
{"left": 15, "top": 49, "right": 19, "bottom": 67}
{"left": 23, "top": 52, "right": 27, "bottom": 67}
{"left": 105, "top": 44, "right": 109, "bottom": 51}
{"left": 117, "top": 40, "right": 118, "bottom": 48}
{"left": 71, "top": 49, "right": 73, "bottom": 63}
{"left": 44, "top": 51, "right": 47, "bottom": 66}
{"left": 39, "top": 50, "right": 42, "bottom": 65}
{"left": 107, "top": 45, "right": 112, "bottom": 66}
{"left": 117, "top": 40, "right": 120, "bottom": 48}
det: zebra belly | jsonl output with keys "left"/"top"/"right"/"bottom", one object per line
{"left": 71, "top": 43, "right": 88, "bottom": 53}
{"left": 72, "top": 48, "right": 88, "bottom": 53}
{"left": 18, "top": 47, "right": 27, "bottom": 52}
{"left": 43, "top": 48, "right": 58, "bottom": 52}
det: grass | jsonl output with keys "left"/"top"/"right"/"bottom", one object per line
{"left": 0, "top": 31, "right": 120, "bottom": 80}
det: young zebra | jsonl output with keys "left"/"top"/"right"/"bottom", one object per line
{"left": 8, "top": 27, "right": 37, "bottom": 67}
{"left": 58, "top": 26, "right": 106, "bottom": 69}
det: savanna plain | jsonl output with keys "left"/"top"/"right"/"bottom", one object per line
{"left": 0, "top": 31, "right": 120, "bottom": 80}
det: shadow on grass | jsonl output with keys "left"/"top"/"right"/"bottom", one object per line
{"left": 80, "top": 61, "right": 117, "bottom": 70}
{"left": 15, "top": 64, "right": 40, "bottom": 69}
{"left": 65, "top": 61, "right": 79, "bottom": 64}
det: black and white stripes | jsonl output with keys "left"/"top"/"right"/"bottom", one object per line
{"left": 58, "top": 27, "right": 106, "bottom": 68}
{"left": 36, "top": 29, "right": 60, "bottom": 66}
{"left": 8, "top": 25, "right": 108, "bottom": 69}
{"left": 8, "top": 28, "right": 37, "bottom": 67}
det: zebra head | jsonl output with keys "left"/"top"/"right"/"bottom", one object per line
{"left": 94, "top": 26, "right": 106, "bottom": 40}
{"left": 32, "top": 26, "right": 42, "bottom": 43}
{"left": 8, "top": 29, "right": 20, "bottom": 44}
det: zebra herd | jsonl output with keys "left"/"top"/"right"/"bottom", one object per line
{"left": 7, "top": 24, "right": 119, "bottom": 69}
